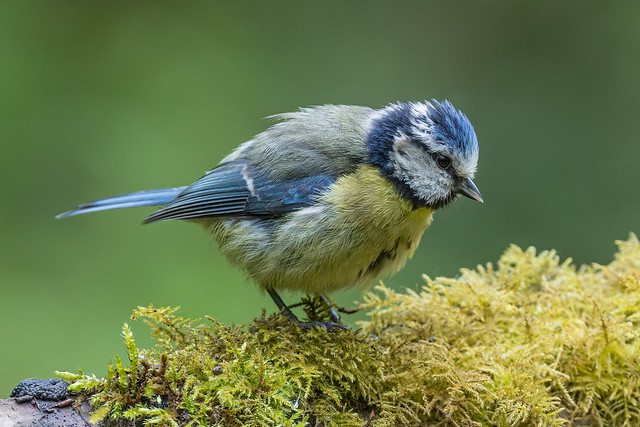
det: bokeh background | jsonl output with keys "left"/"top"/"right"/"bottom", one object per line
{"left": 1, "top": 1, "right": 639, "bottom": 394}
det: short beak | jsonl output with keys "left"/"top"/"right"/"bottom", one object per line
{"left": 457, "top": 178, "right": 483, "bottom": 203}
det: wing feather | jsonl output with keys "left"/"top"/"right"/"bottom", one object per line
{"left": 144, "top": 160, "right": 335, "bottom": 223}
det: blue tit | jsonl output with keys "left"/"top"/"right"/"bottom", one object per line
{"left": 58, "top": 100, "right": 482, "bottom": 328}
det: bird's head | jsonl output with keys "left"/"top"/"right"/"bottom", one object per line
{"left": 367, "top": 100, "right": 482, "bottom": 209}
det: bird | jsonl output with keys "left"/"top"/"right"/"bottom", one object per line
{"left": 57, "top": 100, "right": 482, "bottom": 329}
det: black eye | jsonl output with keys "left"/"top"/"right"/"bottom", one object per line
{"left": 436, "top": 154, "right": 451, "bottom": 169}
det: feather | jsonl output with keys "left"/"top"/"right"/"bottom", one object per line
{"left": 56, "top": 187, "right": 186, "bottom": 218}
{"left": 143, "top": 160, "right": 336, "bottom": 223}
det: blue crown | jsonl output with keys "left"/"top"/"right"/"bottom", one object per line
{"left": 425, "top": 99, "right": 478, "bottom": 159}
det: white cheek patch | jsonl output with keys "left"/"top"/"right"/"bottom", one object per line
{"left": 389, "top": 140, "right": 454, "bottom": 205}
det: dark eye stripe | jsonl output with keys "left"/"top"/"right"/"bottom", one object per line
{"left": 411, "top": 138, "right": 460, "bottom": 179}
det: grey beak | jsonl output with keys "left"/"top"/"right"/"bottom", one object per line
{"left": 457, "top": 178, "right": 483, "bottom": 203}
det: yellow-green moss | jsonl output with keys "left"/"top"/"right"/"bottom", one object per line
{"left": 58, "top": 234, "right": 640, "bottom": 426}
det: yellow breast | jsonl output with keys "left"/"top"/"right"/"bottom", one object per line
{"left": 206, "top": 166, "right": 434, "bottom": 294}
{"left": 314, "top": 165, "right": 434, "bottom": 288}
{"left": 320, "top": 165, "right": 433, "bottom": 237}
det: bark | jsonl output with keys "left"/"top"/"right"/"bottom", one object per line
{"left": 1, "top": 378, "right": 131, "bottom": 427}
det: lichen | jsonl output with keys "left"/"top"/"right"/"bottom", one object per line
{"left": 58, "top": 233, "right": 640, "bottom": 426}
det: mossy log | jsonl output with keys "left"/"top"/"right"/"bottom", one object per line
{"left": 3, "top": 234, "right": 640, "bottom": 426}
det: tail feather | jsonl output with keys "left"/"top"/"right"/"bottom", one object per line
{"left": 56, "top": 187, "right": 187, "bottom": 219}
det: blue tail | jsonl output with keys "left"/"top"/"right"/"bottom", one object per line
{"left": 56, "top": 187, "right": 187, "bottom": 219}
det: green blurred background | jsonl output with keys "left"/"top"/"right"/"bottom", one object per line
{"left": 1, "top": 1, "right": 639, "bottom": 394}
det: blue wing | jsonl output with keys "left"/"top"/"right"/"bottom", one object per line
{"left": 143, "top": 160, "right": 336, "bottom": 223}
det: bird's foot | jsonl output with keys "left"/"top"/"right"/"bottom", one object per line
{"left": 267, "top": 288, "right": 348, "bottom": 331}
{"left": 279, "top": 307, "right": 348, "bottom": 331}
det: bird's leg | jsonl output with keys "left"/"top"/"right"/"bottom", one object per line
{"left": 266, "top": 288, "right": 299, "bottom": 323}
{"left": 266, "top": 288, "right": 347, "bottom": 331}
{"left": 320, "top": 294, "right": 365, "bottom": 315}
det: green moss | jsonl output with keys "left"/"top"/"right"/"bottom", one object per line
{"left": 58, "top": 234, "right": 640, "bottom": 426}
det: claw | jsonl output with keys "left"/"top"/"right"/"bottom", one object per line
{"left": 267, "top": 289, "right": 348, "bottom": 331}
